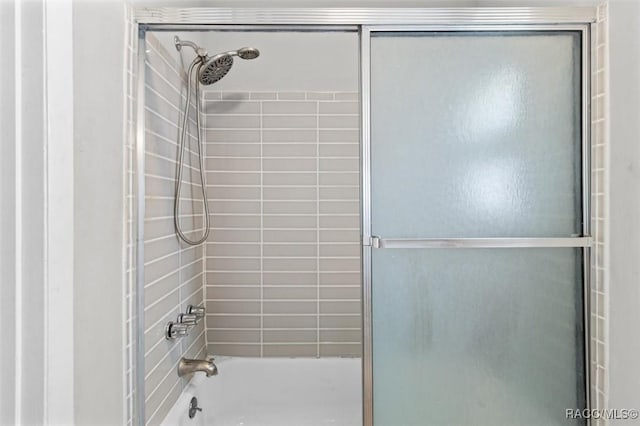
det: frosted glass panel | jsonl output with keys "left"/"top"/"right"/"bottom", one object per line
{"left": 372, "top": 248, "right": 585, "bottom": 426}
{"left": 371, "top": 32, "right": 582, "bottom": 238}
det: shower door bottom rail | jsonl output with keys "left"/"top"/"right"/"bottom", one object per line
{"left": 368, "top": 236, "right": 592, "bottom": 249}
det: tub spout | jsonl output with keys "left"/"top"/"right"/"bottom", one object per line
{"left": 178, "top": 357, "right": 218, "bottom": 377}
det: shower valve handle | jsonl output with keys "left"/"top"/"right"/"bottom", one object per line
{"left": 165, "top": 322, "right": 189, "bottom": 340}
{"left": 187, "top": 305, "right": 206, "bottom": 319}
{"left": 178, "top": 313, "right": 199, "bottom": 326}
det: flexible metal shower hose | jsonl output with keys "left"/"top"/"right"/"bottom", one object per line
{"left": 174, "top": 57, "right": 210, "bottom": 245}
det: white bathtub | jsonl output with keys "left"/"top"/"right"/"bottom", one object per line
{"left": 161, "top": 357, "right": 362, "bottom": 426}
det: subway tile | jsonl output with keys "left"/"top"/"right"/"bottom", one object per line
{"left": 144, "top": 288, "right": 179, "bottom": 330}
{"left": 319, "top": 272, "right": 360, "bottom": 286}
{"left": 263, "top": 115, "right": 317, "bottom": 129}
{"left": 262, "top": 101, "right": 317, "bottom": 114}
{"left": 319, "top": 101, "right": 359, "bottom": 114}
{"left": 320, "top": 301, "right": 361, "bottom": 314}
{"left": 320, "top": 158, "right": 359, "bottom": 172}
{"left": 206, "top": 143, "right": 261, "bottom": 157}
{"left": 319, "top": 186, "right": 359, "bottom": 200}
{"left": 209, "top": 186, "right": 261, "bottom": 200}
{"left": 145, "top": 252, "right": 180, "bottom": 285}
{"left": 250, "top": 92, "right": 277, "bottom": 100}
{"left": 320, "top": 344, "right": 361, "bottom": 357}
{"left": 320, "top": 258, "right": 361, "bottom": 272}
{"left": 306, "top": 92, "right": 334, "bottom": 100}
{"left": 206, "top": 257, "right": 261, "bottom": 272}
{"left": 209, "top": 200, "right": 260, "bottom": 214}
{"left": 264, "top": 330, "right": 316, "bottom": 343}
{"left": 144, "top": 271, "right": 180, "bottom": 312}
{"left": 319, "top": 243, "right": 360, "bottom": 257}
{"left": 319, "top": 143, "right": 359, "bottom": 157}
{"left": 209, "top": 229, "right": 260, "bottom": 243}
{"left": 319, "top": 216, "right": 360, "bottom": 229}
{"left": 205, "top": 129, "right": 260, "bottom": 143}
{"left": 319, "top": 172, "right": 359, "bottom": 186}
{"left": 263, "top": 172, "right": 316, "bottom": 185}
{"left": 319, "top": 201, "right": 359, "bottom": 215}
{"left": 263, "top": 244, "right": 317, "bottom": 257}
{"left": 144, "top": 237, "right": 179, "bottom": 264}
{"left": 207, "top": 272, "right": 260, "bottom": 285}
{"left": 263, "top": 344, "right": 316, "bottom": 357}
{"left": 263, "top": 158, "right": 316, "bottom": 172}
{"left": 263, "top": 286, "right": 317, "bottom": 300}
{"left": 334, "top": 92, "right": 358, "bottom": 101}
{"left": 206, "top": 301, "right": 260, "bottom": 314}
{"left": 263, "top": 215, "right": 317, "bottom": 229}
{"left": 206, "top": 172, "right": 260, "bottom": 185}
{"left": 146, "top": 374, "right": 181, "bottom": 426}
{"left": 207, "top": 215, "right": 260, "bottom": 228}
{"left": 263, "top": 129, "right": 317, "bottom": 143}
{"left": 263, "top": 301, "right": 317, "bottom": 315}
{"left": 320, "top": 286, "right": 361, "bottom": 300}
{"left": 206, "top": 115, "right": 260, "bottom": 129}
{"left": 263, "top": 272, "right": 317, "bottom": 286}
{"left": 320, "top": 315, "right": 361, "bottom": 329}
{"left": 203, "top": 91, "right": 222, "bottom": 100}
{"left": 319, "top": 129, "right": 359, "bottom": 143}
{"left": 207, "top": 186, "right": 260, "bottom": 200}
{"left": 320, "top": 330, "right": 361, "bottom": 343}
{"left": 208, "top": 343, "right": 261, "bottom": 357}
{"left": 263, "top": 143, "right": 317, "bottom": 157}
{"left": 263, "top": 201, "right": 316, "bottom": 215}
{"left": 206, "top": 243, "right": 261, "bottom": 257}
{"left": 205, "top": 158, "right": 260, "bottom": 171}
{"left": 205, "top": 286, "right": 260, "bottom": 301}
{"left": 263, "top": 258, "right": 317, "bottom": 272}
{"left": 144, "top": 211, "right": 177, "bottom": 239}
{"left": 263, "top": 315, "right": 317, "bottom": 329}
{"left": 207, "top": 330, "right": 260, "bottom": 343}
{"left": 263, "top": 187, "right": 317, "bottom": 201}
{"left": 206, "top": 315, "right": 261, "bottom": 328}
{"left": 221, "top": 92, "right": 251, "bottom": 100}
{"left": 319, "top": 115, "right": 359, "bottom": 129}
{"left": 263, "top": 229, "right": 316, "bottom": 243}
{"left": 277, "top": 92, "right": 306, "bottom": 100}
{"left": 145, "top": 342, "right": 182, "bottom": 399}
{"left": 203, "top": 100, "right": 260, "bottom": 114}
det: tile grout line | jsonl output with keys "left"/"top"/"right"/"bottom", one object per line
{"left": 260, "top": 95, "right": 264, "bottom": 357}
{"left": 316, "top": 95, "right": 321, "bottom": 358}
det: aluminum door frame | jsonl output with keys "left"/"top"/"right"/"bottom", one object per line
{"left": 360, "top": 23, "right": 591, "bottom": 426}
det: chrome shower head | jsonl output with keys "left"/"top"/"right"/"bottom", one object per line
{"left": 197, "top": 47, "right": 260, "bottom": 85}
{"left": 236, "top": 47, "right": 260, "bottom": 60}
{"left": 199, "top": 53, "right": 234, "bottom": 85}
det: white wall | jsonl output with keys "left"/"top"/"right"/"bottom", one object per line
{"left": 73, "top": 1, "right": 126, "bottom": 424}
{"left": 0, "top": 1, "right": 17, "bottom": 424}
{"left": 607, "top": 1, "right": 640, "bottom": 423}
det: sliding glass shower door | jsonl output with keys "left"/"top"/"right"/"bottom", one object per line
{"left": 363, "top": 28, "right": 589, "bottom": 425}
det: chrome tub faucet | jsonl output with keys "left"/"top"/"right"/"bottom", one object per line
{"left": 178, "top": 357, "right": 218, "bottom": 377}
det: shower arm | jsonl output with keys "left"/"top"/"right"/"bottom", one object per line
{"left": 174, "top": 36, "right": 207, "bottom": 58}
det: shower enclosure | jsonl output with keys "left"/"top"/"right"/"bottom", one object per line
{"left": 126, "top": 7, "right": 604, "bottom": 426}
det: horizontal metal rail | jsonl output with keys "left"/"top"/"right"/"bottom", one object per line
{"left": 369, "top": 236, "right": 592, "bottom": 249}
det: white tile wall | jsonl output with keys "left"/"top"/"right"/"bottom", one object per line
{"left": 203, "top": 91, "right": 361, "bottom": 357}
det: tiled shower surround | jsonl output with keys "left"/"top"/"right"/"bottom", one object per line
{"left": 202, "top": 90, "right": 361, "bottom": 357}
{"left": 142, "top": 34, "right": 207, "bottom": 425}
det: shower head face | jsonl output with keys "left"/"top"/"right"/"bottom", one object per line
{"left": 199, "top": 54, "right": 234, "bottom": 85}
{"left": 237, "top": 47, "right": 260, "bottom": 60}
